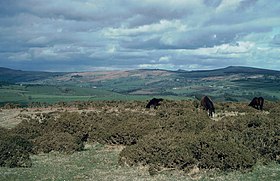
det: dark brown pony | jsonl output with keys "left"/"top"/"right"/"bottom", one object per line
{"left": 146, "top": 98, "right": 163, "bottom": 109}
{"left": 200, "top": 96, "right": 215, "bottom": 117}
{"left": 248, "top": 97, "right": 264, "bottom": 110}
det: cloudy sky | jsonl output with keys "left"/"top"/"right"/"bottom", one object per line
{"left": 0, "top": 0, "right": 280, "bottom": 72}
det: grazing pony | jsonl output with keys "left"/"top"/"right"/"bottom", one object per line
{"left": 146, "top": 98, "right": 163, "bottom": 109}
{"left": 248, "top": 97, "right": 264, "bottom": 110}
{"left": 81, "top": 133, "right": 89, "bottom": 142}
{"left": 200, "top": 96, "right": 215, "bottom": 117}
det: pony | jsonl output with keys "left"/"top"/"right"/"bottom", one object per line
{"left": 200, "top": 96, "right": 215, "bottom": 117}
{"left": 146, "top": 98, "right": 163, "bottom": 109}
{"left": 248, "top": 97, "right": 264, "bottom": 110}
{"left": 81, "top": 133, "right": 89, "bottom": 142}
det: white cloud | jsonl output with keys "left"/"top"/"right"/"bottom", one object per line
{"left": 158, "top": 56, "right": 171, "bottom": 63}
{"left": 8, "top": 52, "right": 32, "bottom": 61}
{"left": 104, "top": 19, "right": 187, "bottom": 37}
{"left": 107, "top": 44, "right": 117, "bottom": 54}
{"left": 215, "top": 41, "right": 255, "bottom": 54}
{"left": 27, "top": 36, "right": 49, "bottom": 45}
{"left": 138, "top": 63, "right": 176, "bottom": 70}
{"left": 216, "top": 0, "right": 242, "bottom": 13}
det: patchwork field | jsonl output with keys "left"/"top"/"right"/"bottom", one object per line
{"left": 1, "top": 66, "right": 280, "bottom": 107}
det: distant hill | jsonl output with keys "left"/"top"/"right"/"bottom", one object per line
{"left": 1, "top": 66, "right": 279, "bottom": 84}
{"left": 0, "top": 67, "right": 65, "bottom": 83}
{"left": 1, "top": 66, "right": 280, "bottom": 103}
{"left": 175, "top": 66, "right": 280, "bottom": 78}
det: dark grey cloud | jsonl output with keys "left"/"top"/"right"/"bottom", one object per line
{"left": 203, "top": 0, "right": 222, "bottom": 8}
{"left": 0, "top": 0, "right": 280, "bottom": 71}
{"left": 272, "top": 34, "right": 280, "bottom": 46}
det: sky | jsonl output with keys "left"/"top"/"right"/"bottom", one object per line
{"left": 0, "top": 0, "right": 280, "bottom": 72}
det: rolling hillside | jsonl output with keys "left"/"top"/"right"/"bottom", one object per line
{"left": 1, "top": 66, "right": 280, "bottom": 104}
{"left": 0, "top": 67, "right": 65, "bottom": 84}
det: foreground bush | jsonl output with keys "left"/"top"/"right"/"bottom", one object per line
{"left": 33, "top": 132, "right": 84, "bottom": 154}
{"left": 119, "top": 130, "right": 257, "bottom": 172}
{"left": 87, "top": 111, "right": 159, "bottom": 145}
{"left": 211, "top": 113, "right": 280, "bottom": 163}
{"left": 119, "top": 100, "right": 279, "bottom": 173}
{"left": 0, "top": 127, "right": 32, "bottom": 168}
{"left": 10, "top": 112, "right": 88, "bottom": 155}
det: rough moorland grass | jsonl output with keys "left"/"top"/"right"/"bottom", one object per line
{"left": 0, "top": 144, "right": 192, "bottom": 181}
{"left": 1, "top": 100, "right": 279, "bottom": 175}
{"left": 0, "top": 143, "right": 279, "bottom": 181}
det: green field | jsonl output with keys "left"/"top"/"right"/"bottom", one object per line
{"left": 1, "top": 66, "right": 280, "bottom": 106}
{"left": 0, "top": 84, "right": 191, "bottom": 106}
{"left": 1, "top": 75, "right": 280, "bottom": 106}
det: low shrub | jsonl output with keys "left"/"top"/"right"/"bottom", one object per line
{"left": 211, "top": 113, "right": 280, "bottom": 163}
{"left": 45, "top": 112, "right": 89, "bottom": 137}
{"left": 12, "top": 118, "right": 44, "bottom": 140}
{"left": 12, "top": 112, "right": 88, "bottom": 154}
{"left": 86, "top": 110, "right": 159, "bottom": 145}
{"left": 0, "top": 127, "right": 32, "bottom": 168}
{"left": 119, "top": 130, "right": 257, "bottom": 172}
{"left": 32, "top": 132, "right": 84, "bottom": 154}
{"left": 119, "top": 131, "right": 197, "bottom": 171}
{"left": 193, "top": 131, "right": 257, "bottom": 171}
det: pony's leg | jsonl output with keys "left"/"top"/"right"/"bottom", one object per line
{"left": 208, "top": 110, "right": 212, "bottom": 117}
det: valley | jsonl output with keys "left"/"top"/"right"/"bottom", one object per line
{"left": 1, "top": 66, "right": 280, "bottom": 106}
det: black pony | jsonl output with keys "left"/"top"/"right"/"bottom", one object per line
{"left": 146, "top": 98, "right": 163, "bottom": 109}
{"left": 248, "top": 97, "right": 264, "bottom": 110}
{"left": 200, "top": 96, "right": 215, "bottom": 117}
{"left": 81, "top": 133, "right": 89, "bottom": 142}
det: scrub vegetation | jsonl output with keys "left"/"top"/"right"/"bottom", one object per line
{"left": 0, "top": 100, "right": 279, "bottom": 180}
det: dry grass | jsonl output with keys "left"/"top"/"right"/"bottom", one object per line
{"left": 0, "top": 109, "right": 22, "bottom": 129}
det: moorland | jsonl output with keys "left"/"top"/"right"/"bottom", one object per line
{"left": 0, "top": 66, "right": 280, "bottom": 180}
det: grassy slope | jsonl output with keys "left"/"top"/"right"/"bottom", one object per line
{"left": 0, "top": 67, "right": 65, "bottom": 83}
{"left": 0, "top": 143, "right": 279, "bottom": 181}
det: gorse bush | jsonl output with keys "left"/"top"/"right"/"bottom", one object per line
{"left": 12, "top": 112, "right": 88, "bottom": 154}
{"left": 242, "top": 117, "right": 280, "bottom": 162}
{"left": 210, "top": 113, "right": 280, "bottom": 163}
{"left": 0, "top": 127, "right": 32, "bottom": 168}
{"left": 117, "top": 100, "right": 279, "bottom": 172}
{"left": 33, "top": 132, "right": 84, "bottom": 154}
{"left": 192, "top": 131, "right": 257, "bottom": 171}
{"left": 44, "top": 112, "right": 89, "bottom": 138}
{"left": 2, "top": 100, "right": 280, "bottom": 171}
{"left": 80, "top": 107, "right": 159, "bottom": 145}
{"left": 119, "top": 129, "right": 257, "bottom": 172}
